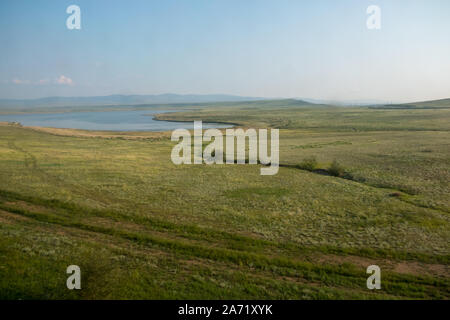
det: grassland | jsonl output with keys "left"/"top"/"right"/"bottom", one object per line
{"left": 0, "top": 100, "right": 449, "bottom": 299}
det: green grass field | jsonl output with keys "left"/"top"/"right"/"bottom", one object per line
{"left": 0, "top": 100, "right": 449, "bottom": 299}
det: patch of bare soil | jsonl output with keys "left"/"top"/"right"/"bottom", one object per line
{"left": 4, "top": 201, "right": 57, "bottom": 215}
{"left": 313, "top": 253, "right": 449, "bottom": 278}
{"left": 0, "top": 209, "right": 33, "bottom": 224}
{"left": 25, "top": 125, "right": 170, "bottom": 140}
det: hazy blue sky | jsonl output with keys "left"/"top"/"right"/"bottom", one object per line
{"left": 1, "top": 0, "right": 449, "bottom": 102}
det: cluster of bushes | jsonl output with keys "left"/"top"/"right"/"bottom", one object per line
{"left": 296, "top": 157, "right": 348, "bottom": 178}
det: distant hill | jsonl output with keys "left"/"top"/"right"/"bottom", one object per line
{"left": 370, "top": 98, "right": 450, "bottom": 109}
{"left": 0, "top": 94, "right": 265, "bottom": 108}
{"left": 299, "top": 98, "right": 393, "bottom": 106}
{"left": 4, "top": 93, "right": 446, "bottom": 110}
{"left": 401, "top": 98, "right": 450, "bottom": 108}
{"left": 204, "top": 98, "right": 316, "bottom": 108}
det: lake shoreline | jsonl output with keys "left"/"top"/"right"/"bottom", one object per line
{"left": 0, "top": 109, "right": 233, "bottom": 132}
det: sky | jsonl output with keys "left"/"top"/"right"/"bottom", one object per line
{"left": 0, "top": 0, "right": 449, "bottom": 102}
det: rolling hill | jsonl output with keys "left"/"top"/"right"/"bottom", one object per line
{"left": 0, "top": 93, "right": 265, "bottom": 108}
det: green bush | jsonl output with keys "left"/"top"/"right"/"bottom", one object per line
{"left": 328, "top": 160, "right": 346, "bottom": 177}
{"left": 297, "top": 156, "right": 318, "bottom": 171}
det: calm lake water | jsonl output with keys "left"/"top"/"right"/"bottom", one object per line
{"left": 0, "top": 110, "right": 232, "bottom": 131}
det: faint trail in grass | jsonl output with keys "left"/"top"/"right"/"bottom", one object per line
{"left": 0, "top": 187, "right": 448, "bottom": 265}
{"left": 6, "top": 139, "right": 119, "bottom": 206}
{"left": 1, "top": 202, "right": 448, "bottom": 299}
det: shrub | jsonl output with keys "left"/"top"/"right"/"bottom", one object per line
{"left": 328, "top": 160, "right": 346, "bottom": 177}
{"left": 298, "top": 156, "right": 318, "bottom": 171}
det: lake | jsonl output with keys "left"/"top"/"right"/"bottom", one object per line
{"left": 0, "top": 110, "right": 232, "bottom": 131}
